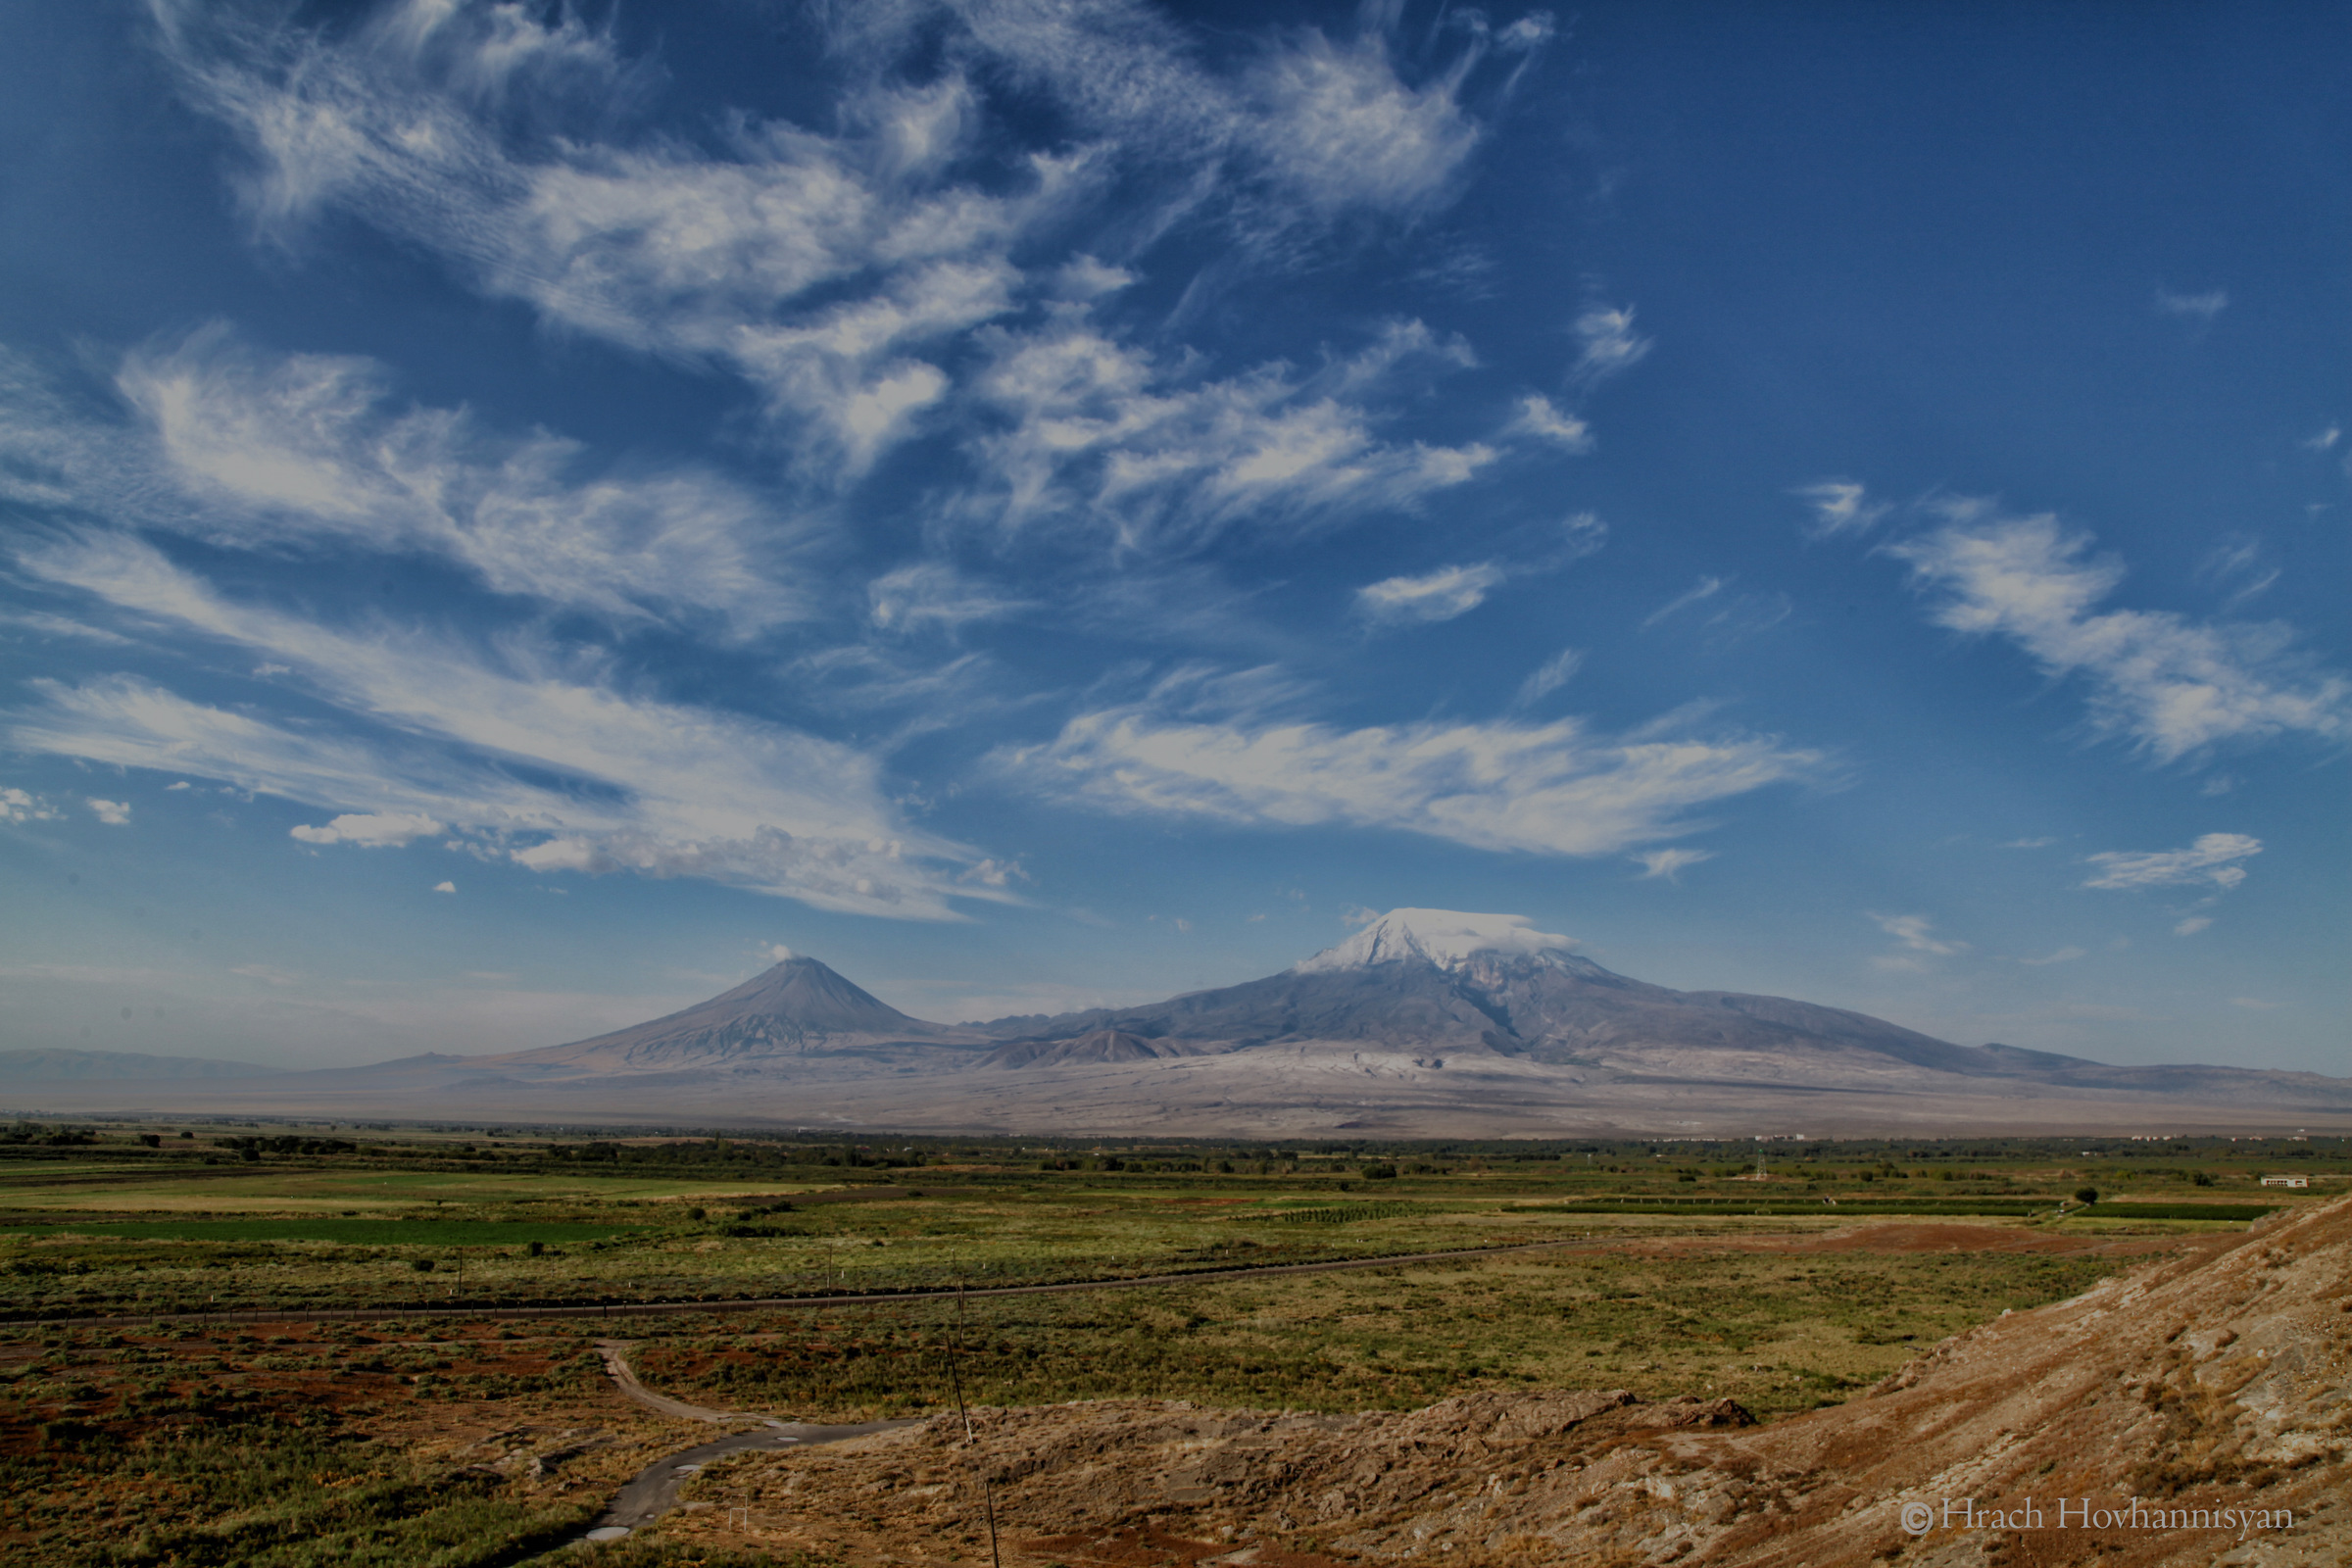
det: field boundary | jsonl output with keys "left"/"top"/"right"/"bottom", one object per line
{"left": 10, "top": 1234, "right": 1633, "bottom": 1329}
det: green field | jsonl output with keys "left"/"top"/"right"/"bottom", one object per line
{"left": 0, "top": 1123, "right": 2341, "bottom": 1565}
{"left": 3, "top": 1218, "right": 656, "bottom": 1246}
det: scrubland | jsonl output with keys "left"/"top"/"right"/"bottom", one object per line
{"left": 1, "top": 1122, "right": 2340, "bottom": 1563}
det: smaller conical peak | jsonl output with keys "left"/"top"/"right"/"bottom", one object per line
{"left": 1293, "top": 908, "right": 1579, "bottom": 973}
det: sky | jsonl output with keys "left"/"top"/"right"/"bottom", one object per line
{"left": 0, "top": 0, "right": 2344, "bottom": 1076}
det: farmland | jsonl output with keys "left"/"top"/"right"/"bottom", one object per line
{"left": 0, "top": 1120, "right": 2341, "bottom": 1562}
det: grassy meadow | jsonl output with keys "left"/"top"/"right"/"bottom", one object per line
{"left": 1, "top": 1121, "right": 2342, "bottom": 1562}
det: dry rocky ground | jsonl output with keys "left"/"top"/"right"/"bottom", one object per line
{"left": 652, "top": 1198, "right": 2351, "bottom": 1568}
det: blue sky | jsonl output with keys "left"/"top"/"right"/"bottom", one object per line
{"left": 2, "top": 1, "right": 2344, "bottom": 1074}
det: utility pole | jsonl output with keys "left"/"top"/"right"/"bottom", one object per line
{"left": 947, "top": 1288, "right": 1002, "bottom": 1568}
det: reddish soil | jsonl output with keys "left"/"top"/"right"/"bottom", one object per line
{"left": 648, "top": 1200, "right": 2351, "bottom": 1566}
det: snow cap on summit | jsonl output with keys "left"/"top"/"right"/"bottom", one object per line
{"left": 1294, "top": 908, "right": 1578, "bottom": 973}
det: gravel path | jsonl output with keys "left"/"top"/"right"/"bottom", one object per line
{"left": 579, "top": 1338, "right": 917, "bottom": 1544}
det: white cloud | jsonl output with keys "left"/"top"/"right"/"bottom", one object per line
{"left": 1792, "top": 479, "right": 1887, "bottom": 540}
{"left": 2230, "top": 996, "right": 2282, "bottom": 1009}
{"left": 1354, "top": 562, "right": 1508, "bottom": 625}
{"left": 2, "top": 787, "right": 63, "bottom": 823}
{"left": 1507, "top": 394, "right": 1592, "bottom": 453}
{"left": 1243, "top": 33, "right": 1479, "bottom": 219}
{"left": 290, "top": 810, "right": 443, "bottom": 848}
{"left": 2302, "top": 424, "right": 2341, "bottom": 453}
{"left": 867, "top": 562, "right": 1031, "bottom": 635}
{"left": 433, "top": 880, "right": 456, "bottom": 894}
{"left": 2002, "top": 836, "right": 2059, "bottom": 849}
{"left": 9, "top": 534, "right": 995, "bottom": 918}
{"left": 1869, "top": 911, "right": 1967, "bottom": 956}
{"left": 230, "top": 962, "right": 300, "bottom": 987}
{"left": 1512, "top": 648, "right": 1585, "bottom": 710}
{"left": 144, "top": 0, "right": 1523, "bottom": 495}
{"left": 1888, "top": 509, "right": 2349, "bottom": 763}
{"left": 2016, "top": 946, "right": 2086, "bottom": 966}
{"left": 37, "top": 330, "right": 808, "bottom": 633}
{"left": 2196, "top": 533, "right": 2278, "bottom": 612}
{"left": 965, "top": 312, "right": 1491, "bottom": 554}
{"left": 2155, "top": 288, "right": 2228, "bottom": 323}
{"left": 1643, "top": 574, "right": 1727, "bottom": 627}
{"left": 2174, "top": 915, "right": 2213, "bottom": 937}
{"left": 760, "top": 943, "right": 795, "bottom": 963}
{"left": 143, "top": 0, "right": 1054, "bottom": 482}
{"left": 991, "top": 682, "right": 1819, "bottom": 858}
{"left": 86, "top": 798, "right": 133, "bottom": 825}
{"left": 1360, "top": 514, "right": 1604, "bottom": 628}
{"left": 1634, "top": 847, "right": 1712, "bottom": 882}
{"left": 0, "top": 609, "right": 136, "bottom": 645}
{"left": 2081, "top": 833, "right": 2262, "bottom": 892}
{"left": 1570, "top": 305, "right": 1650, "bottom": 389}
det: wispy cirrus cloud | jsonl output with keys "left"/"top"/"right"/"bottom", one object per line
{"left": 1634, "top": 847, "right": 1712, "bottom": 881}
{"left": 0, "top": 334, "right": 816, "bottom": 634}
{"left": 1569, "top": 304, "right": 1650, "bottom": 390}
{"left": 1642, "top": 572, "right": 1791, "bottom": 646}
{"left": 1354, "top": 513, "right": 1604, "bottom": 631}
{"left": 1510, "top": 647, "right": 1585, "bottom": 710}
{"left": 1792, "top": 478, "right": 1888, "bottom": 540}
{"left": 1353, "top": 561, "right": 1509, "bottom": 625}
{"left": 989, "top": 671, "right": 1820, "bottom": 859}
{"left": 2155, "top": 287, "right": 2228, "bottom": 325}
{"left": 2196, "top": 533, "right": 2279, "bottom": 612}
{"left": 2080, "top": 833, "right": 2262, "bottom": 892}
{"left": 962, "top": 313, "right": 1494, "bottom": 553}
{"left": 1887, "top": 507, "right": 2349, "bottom": 763}
{"left": 1868, "top": 911, "right": 1966, "bottom": 971}
{"left": 7, "top": 532, "right": 997, "bottom": 917}
{"left": 146, "top": 0, "right": 1542, "bottom": 491}
{"left": 1506, "top": 394, "right": 1592, "bottom": 453}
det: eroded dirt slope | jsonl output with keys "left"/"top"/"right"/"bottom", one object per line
{"left": 659, "top": 1200, "right": 2351, "bottom": 1567}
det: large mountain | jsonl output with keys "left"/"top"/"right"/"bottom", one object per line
{"left": 493, "top": 956, "right": 990, "bottom": 1075}
{"left": 6, "top": 911, "right": 2344, "bottom": 1135}
{"left": 968, "top": 908, "right": 2337, "bottom": 1103}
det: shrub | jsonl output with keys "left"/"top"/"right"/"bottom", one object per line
{"left": 2074, "top": 1187, "right": 2098, "bottom": 1205}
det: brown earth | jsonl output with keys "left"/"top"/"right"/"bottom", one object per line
{"left": 650, "top": 1198, "right": 2352, "bottom": 1566}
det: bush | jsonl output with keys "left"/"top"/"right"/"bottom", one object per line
{"left": 2073, "top": 1187, "right": 2098, "bottom": 1205}
{"left": 412, "top": 1258, "right": 436, "bottom": 1273}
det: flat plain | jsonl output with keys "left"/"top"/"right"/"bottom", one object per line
{"left": 1, "top": 1120, "right": 2343, "bottom": 1565}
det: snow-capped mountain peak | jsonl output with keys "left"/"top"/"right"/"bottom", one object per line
{"left": 1292, "top": 908, "right": 1579, "bottom": 973}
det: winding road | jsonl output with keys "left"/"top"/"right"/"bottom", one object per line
{"left": 580, "top": 1338, "right": 917, "bottom": 1544}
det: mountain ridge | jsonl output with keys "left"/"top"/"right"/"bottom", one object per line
{"left": 4, "top": 909, "right": 2344, "bottom": 1133}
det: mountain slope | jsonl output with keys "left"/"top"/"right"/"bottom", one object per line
{"left": 979, "top": 909, "right": 2040, "bottom": 1082}
{"left": 495, "top": 956, "right": 989, "bottom": 1074}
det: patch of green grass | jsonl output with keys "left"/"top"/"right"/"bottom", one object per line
{"left": 624, "top": 1245, "right": 2120, "bottom": 1426}
{"left": 8, "top": 1220, "right": 655, "bottom": 1246}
